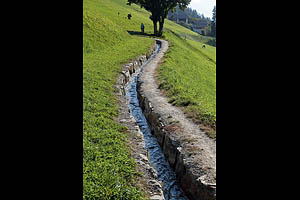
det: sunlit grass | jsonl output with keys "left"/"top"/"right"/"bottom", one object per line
{"left": 83, "top": 0, "right": 216, "bottom": 198}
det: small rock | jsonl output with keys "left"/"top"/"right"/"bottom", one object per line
{"left": 148, "top": 167, "right": 158, "bottom": 179}
{"left": 120, "top": 119, "right": 127, "bottom": 123}
{"left": 148, "top": 180, "right": 163, "bottom": 196}
{"left": 148, "top": 180, "right": 162, "bottom": 189}
{"left": 139, "top": 154, "right": 149, "bottom": 163}
{"left": 136, "top": 132, "right": 144, "bottom": 139}
{"left": 150, "top": 195, "right": 165, "bottom": 200}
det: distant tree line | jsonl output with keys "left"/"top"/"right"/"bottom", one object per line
{"left": 210, "top": 6, "right": 216, "bottom": 38}
{"left": 168, "top": 6, "right": 211, "bottom": 21}
{"left": 168, "top": 5, "right": 216, "bottom": 38}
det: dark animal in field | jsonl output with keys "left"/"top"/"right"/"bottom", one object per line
{"left": 202, "top": 44, "right": 206, "bottom": 48}
{"left": 127, "top": 13, "right": 132, "bottom": 19}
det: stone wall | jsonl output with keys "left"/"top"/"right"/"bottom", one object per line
{"left": 116, "top": 42, "right": 158, "bottom": 95}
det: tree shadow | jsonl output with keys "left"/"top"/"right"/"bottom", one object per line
{"left": 127, "top": 30, "right": 154, "bottom": 37}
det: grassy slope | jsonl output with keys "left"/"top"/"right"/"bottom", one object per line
{"left": 83, "top": 0, "right": 154, "bottom": 199}
{"left": 159, "top": 20, "right": 216, "bottom": 133}
{"left": 83, "top": 0, "right": 216, "bottom": 199}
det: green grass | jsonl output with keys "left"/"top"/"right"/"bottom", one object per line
{"left": 83, "top": 0, "right": 154, "bottom": 199}
{"left": 83, "top": 0, "right": 216, "bottom": 199}
{"left": 157, "top": 20, "right": 216, "bottom": 133}
{"left": 158, "top": 30, "right": 216, "bottom": 132}
{"left": 145, "top": 8, "right": 217, "bottom": 133}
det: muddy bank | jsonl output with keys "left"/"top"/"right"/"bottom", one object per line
{"left": 137, "top": 40, "right": 216, "bottom": 200}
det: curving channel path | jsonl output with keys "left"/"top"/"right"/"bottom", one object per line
{"left": 125, "top": 43, "right": 188, "bottom": 200}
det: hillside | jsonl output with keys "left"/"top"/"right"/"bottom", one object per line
{"left": 159, "top": 22, "right": 216, "bottom": 134}
{"left": 83, "top": 0, "right": 216, "bottom": 199}
{"left": 83, "top": 0, "right": 154, "bottom": 199}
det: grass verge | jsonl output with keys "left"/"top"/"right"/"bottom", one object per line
{"left": 83, "top": 0, "right": 153, "bottom": 199}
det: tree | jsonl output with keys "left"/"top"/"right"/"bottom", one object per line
{"left": 210, "top": 5, "right": 216, "bottom": 37}
{"left": 127, "top": 0, "right": 191, "bottom": 36}
{"left": 212, "top": 5, "right": 216, "bottom": 24}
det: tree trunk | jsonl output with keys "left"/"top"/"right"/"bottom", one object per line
{"left": 158, "top": 18, "right": 164, "bottom": 36}
{"left": 153, "top": 20, "right": 158, "bottom": 36}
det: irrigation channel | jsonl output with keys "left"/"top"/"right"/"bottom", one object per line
{"left": 125, "top": 43, "right": 189, "bottom": 200}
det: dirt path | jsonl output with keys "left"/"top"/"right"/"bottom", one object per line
{"left": 138, "top": 39, "right": 216, "bottom": 198}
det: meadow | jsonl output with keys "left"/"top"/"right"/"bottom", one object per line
{"left": 83, "top": 0, "right": 154, "bottom": 199}
{"left": 83, "top": 0, "right": 216, "bottom": 199}
{"left": 158, "top": 28, "right": 216, "bottom": 136}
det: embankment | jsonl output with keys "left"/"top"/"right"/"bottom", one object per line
{"left": 116, "top": 39, "right": 216, "bottom": 200}
{"left": 137, "top": 40, "right": 216, "bottom": 200}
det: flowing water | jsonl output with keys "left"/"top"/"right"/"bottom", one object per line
{"left": 125, "top": 43, "right": 188, "bottom": 200}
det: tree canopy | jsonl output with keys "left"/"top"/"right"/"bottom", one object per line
{"left": 127, "top": 0, "right": 191, "bottom": 36}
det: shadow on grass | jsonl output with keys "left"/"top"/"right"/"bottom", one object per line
{"left": 127, "top": 30, "right": 154, "bottom": 37}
